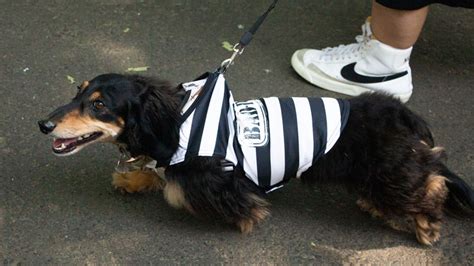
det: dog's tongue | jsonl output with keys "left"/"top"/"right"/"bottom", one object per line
{"left": 53, "top": 137, "right": 77, "bottom": 148}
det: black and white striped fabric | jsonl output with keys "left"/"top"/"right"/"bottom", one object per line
{"left": 170, "top": 72, "right": 350, "bottom": 192}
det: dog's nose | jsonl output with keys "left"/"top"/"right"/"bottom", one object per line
{"left": 38, "top": 120, "right": 56, "bottom": 134}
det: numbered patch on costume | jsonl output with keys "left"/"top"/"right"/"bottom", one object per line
{"left": 234, "top": 100, "right": 269, "bottom": 147}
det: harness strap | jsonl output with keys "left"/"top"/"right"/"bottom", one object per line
{"left": 220, "top": 159, "right": 235, "bottom": 177}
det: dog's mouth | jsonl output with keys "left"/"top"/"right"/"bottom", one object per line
{"left": 52, "top": 132, "right": 103, "bottom": 155}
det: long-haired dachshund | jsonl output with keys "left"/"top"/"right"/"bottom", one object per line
{"left": 38, "top": 73, "right": 473, "bottom": 245}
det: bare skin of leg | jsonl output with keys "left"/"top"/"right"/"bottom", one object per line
{"left": 371, "top": 0, "right": 429, "bottom": 49}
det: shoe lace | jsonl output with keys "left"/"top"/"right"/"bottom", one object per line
{"left": 320, "top": 24, "right": 372, "bottom": 61}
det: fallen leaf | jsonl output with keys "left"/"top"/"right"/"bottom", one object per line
{"left": 311, "top": 242, "right": 317, "bottom": 247}
{"left": 126, "top": 66, "right": 149, "bottom": 72}
{"left": 222, "top": 41, "right": 234, "bottom": 52}
{"left": 66, "top": 75, "right": 75, "bottom": 84}
{"left": 123, "top": 27, "right": 130, "bottom": 33}
{"left": 237, "top": 24, "right": 244, "bottom": 30}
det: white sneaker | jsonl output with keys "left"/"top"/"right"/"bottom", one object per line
{"left": 291, "top": 19, "right": 413, "bottom": 103}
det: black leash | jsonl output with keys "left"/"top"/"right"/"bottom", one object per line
{"left": 218, "top": 0, "right": 279, "bottom": 73}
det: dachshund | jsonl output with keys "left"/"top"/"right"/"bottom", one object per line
{"left": 38, "top": 72, "right": 473, "bottom": 245}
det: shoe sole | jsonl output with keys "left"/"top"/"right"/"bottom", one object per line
{"left": 291, "top": 53, "right": 412, "bottom": 103}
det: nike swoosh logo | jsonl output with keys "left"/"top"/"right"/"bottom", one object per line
{"left": 341, "top": 62, "right": 408, "bottom": 84}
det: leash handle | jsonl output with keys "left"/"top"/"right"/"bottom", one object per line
{"left": 219, "top": 0, "right": 279, "bottom": 73}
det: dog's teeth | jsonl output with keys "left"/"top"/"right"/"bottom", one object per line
{"left": 78, "top": 136, "right": 83, "bottom": 140}
{"left": 60, "top": 143, "right": 66, "bottom": 149}
{"left": 83, "top": 134, "right": 90, "bottom": 138}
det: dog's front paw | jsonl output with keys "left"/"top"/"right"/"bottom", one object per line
{"left": 112, "top": 169, "right": 166, "bottom": 193}
{"left": 236, "top": 194, "right": 270, "bottom": 234}
{"left": 236, "top": 206, "right": 270, "bottom": 234}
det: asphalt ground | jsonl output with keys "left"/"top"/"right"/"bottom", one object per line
{"left": 1, "top": 0, "right": 473, "bottom": 264}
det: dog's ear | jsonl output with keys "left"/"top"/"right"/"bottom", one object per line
{"left": 118, "top": 76, "right": 181, "bottom": 166}
{"left": 138, "top": 87, "right": 181, "bottom": 164}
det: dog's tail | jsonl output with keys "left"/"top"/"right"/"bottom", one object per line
{"left": 440, "top": 164, "right": 474, "bottom": 216}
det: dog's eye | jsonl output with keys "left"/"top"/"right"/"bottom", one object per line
{"left": 92, "top": 100, "right": 105, "bottom": 110}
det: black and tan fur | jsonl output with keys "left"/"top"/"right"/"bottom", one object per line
{"left": 38, "top": 74, "right": 474, "bottom": 245}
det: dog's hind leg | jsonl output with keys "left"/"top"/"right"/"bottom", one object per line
{"left": 411, "top": 174, "right": 448, "bottom": 245}
{"left": 413, "top": 213, "right": 442, "bottom": 245}
{"left": 357, "top": 198, "right": 413, "bottom": 233}
{"left": 357, "top": 198, "right": 383, "bottom": 218}
{"left": 374, "top": 171, "right": 448, "bottom": 245}
{"left": 112, "top": 169, "right": 166, "bottom": 193}
{"left": 357, "top": 141, "right": 451, "bottom": 245}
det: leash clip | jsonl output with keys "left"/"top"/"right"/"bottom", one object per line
{"left": 219, "top": 43, "right": 245, "bottom": 74}
{"left": 216, "top": 0, "right": 278, "bottom": 74}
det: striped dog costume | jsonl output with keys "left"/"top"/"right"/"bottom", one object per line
{"left": 170, "top": 71, "right": 350, "bottom": 192}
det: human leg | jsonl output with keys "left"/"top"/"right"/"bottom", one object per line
{"left": 291, "top": 1, "right": 432, "bottom": 102}
{"left": 371, "top": 1, "right": 429, "bottom": 49}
